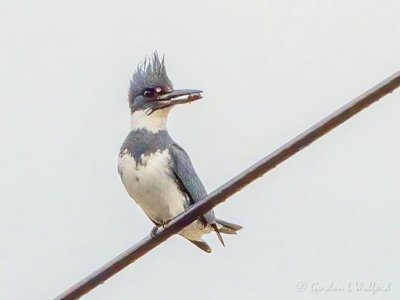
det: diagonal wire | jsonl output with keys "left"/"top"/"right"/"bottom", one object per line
{"left": 55, "top": 71, "right": 400, "bottom": 300}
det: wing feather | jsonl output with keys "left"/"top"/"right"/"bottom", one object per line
{"left": 169, "top": 144, "right": 216, "bottom": 225}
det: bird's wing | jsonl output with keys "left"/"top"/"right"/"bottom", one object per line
{"left": 169, "top": 143, "right": 216, "bottom": 225}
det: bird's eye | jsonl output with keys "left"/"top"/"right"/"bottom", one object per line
{"left": 143, "top": 87, "right": 163, "bottom": 98}
{"left": 143, "top": 89, "right": 154, "bottom": 97}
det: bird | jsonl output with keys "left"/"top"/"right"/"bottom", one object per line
{"left": 117, "top": 52, "right": 242, "bottom": 253}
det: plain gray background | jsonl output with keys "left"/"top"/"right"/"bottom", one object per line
{"left": 1, "top": 1, "right": 399, "bottom": 299}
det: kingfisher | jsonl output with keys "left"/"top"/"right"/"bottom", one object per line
{"left": 118, "top": 52, "right": 242, "bottom": 253}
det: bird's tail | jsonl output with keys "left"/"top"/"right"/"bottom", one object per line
{"left": 211, "top": 218, "right": 243, "bottom": 247}
{"left": 215, "top": 218, "right": 243, "bottom": 234}
{"left": 186, "top": 219, "right": 243, "bottom": 253}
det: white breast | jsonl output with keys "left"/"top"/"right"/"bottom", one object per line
{"left": 118, "top": 149, "right": 186, "bottom": 223}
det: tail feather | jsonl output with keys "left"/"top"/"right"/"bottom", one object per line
{"left": 218, "top": 227, "right": 238, "bottom": 235}
{"left": 185, "top": 219, "right": 243, "bottom": 253}
{"left": 211, "top": 223, "right": 225, "bottom": 247}
{"left": 212, "top": 219, "right": 243, "bottom": 245}
{"left": 188, "top": 239, "right": 212, "bottom": 253}
{"left": 216, "top": 218, "right": 243, "bottom": 233}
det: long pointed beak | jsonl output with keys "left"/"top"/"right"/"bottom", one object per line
{"left": 156, "top": 89, "right": 203, "bottom": 105}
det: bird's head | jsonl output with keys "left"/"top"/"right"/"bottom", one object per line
{"left": 128, "top": 52, "right": 202, "bottom": 132}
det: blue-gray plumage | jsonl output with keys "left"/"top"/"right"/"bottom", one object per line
{"left": 118, "top": 52, "right": 242, "bottom": 253}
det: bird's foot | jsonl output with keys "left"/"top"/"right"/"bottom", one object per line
{"left": 150, "top": 225, "right": 160, "bottom": 238}
{"left": 150, "top": 220, "right": 172, "bottom": 237}
{"left": 161, "top": 220, "right": 171, "bottom": 228}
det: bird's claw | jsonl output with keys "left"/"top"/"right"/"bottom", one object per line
{"left": 150, "top": 220, "right": 172, "bottom": 237}
{"left": 150, "top": 225, "right": 160, "bottom": 238}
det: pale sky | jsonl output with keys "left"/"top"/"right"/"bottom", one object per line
{"left": 1, "top": 1, "right": 399, "bottom": 299}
